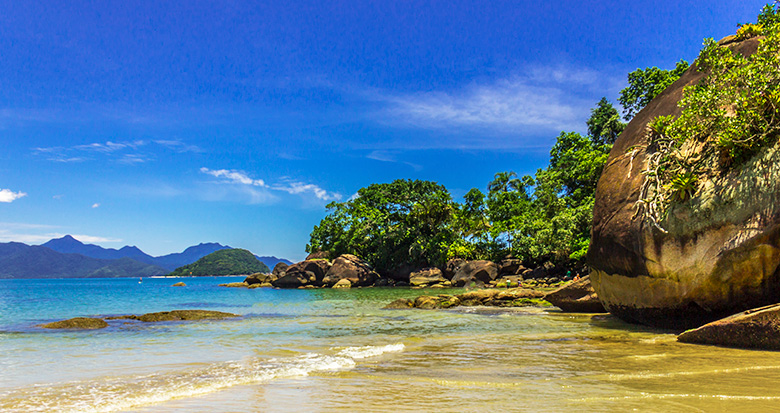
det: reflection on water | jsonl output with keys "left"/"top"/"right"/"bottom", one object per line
{"left": 1, "top": 278, "right": 780, "bottom": 412}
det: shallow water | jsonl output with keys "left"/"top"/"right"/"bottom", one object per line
{"left": 1, "top": 277, "right": 779, "bottom": 412}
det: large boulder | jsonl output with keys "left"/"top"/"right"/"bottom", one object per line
{"left": 543, "top": 276, "right": 606, "bottom": 313}
{"left": 587, "top": 36, "right": 780, "bottom": 329}
{"left": 273, "top": 259, "right": 331, "bottom": 288}
{"left": 321, "top": 254, "right": 378, "bottom": 287}
{"left": 451, "top": 260, "right": 498, "bottom": 287}
{"left": 409, "top": 267, "right": 447, "bottom": 286}
{"left": 443, "top": 258, "right": 467, "bottom": 280}
{"left": 271, "top": 262, "right": 289, "bottom": 278}
{"left": 498, "top": 258, "right": 526, "bottom": 276}
{"left": 245, "top": 272, "right": 274, "bottom": 285}
{"left": 678, "top": 304, "right": 780, "bottom": 350}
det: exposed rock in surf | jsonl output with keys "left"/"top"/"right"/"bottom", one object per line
{"left": 678, "top": 304, "right": 780, "bottom": 350}
{"left": 39, "top": 317, "right": 108, "bottom": 330}
{"left": 172, "top": 282, "right": 186, "bottom": 287}
{"left": 132, "top": 310, "right": 239, "bottom": 322}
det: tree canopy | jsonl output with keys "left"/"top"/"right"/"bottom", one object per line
{"left": 618, "top": 60, "right": 689, "bottom": 120}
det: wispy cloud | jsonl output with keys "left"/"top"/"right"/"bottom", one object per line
{"left": 0, "top": 188, "right": 27, "bottom": 203}
{"left": 91, "top": 203, "right": 100, "bottom": 208}
{"left": 366, "top": 150, "right": 423, "bottom": 171}
{"left": 33, "top": 139, "right": 200, "bottom": 164}
{"left": 200, "top": 167, "right": 341, "bottom": 203}
{"left": 271, "top": 180, "right": 342, "bottom": 201}
{"left": 367, "top": 65, "right": 622, "bottom": 148}
{"left": 200, "top": 168, "right": 266, "bottom": 187}
{"left": 155, "top": 140, "right": 203, "bottom": 153}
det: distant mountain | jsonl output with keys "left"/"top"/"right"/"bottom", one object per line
{"left": 153, "top": 243, "right": 231, "bottom": 270}
{"left": 0, "top": 244, "right": 168, "bottom": 279}
{"left": 0, "top": 235, "right": 293, "bottom": 279}
{"left": 255, "top": 255, "right": 293, "bottom": 269}
{"left": 167, "top": 249, "right": 270, "bottom": 277}
{"left": 43, "top": 235, "right": 154, "bottom": 261}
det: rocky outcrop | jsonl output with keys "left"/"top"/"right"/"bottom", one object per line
{"left": 332, "top": 279, "right": 352, "bottom": 289}
{"left": 451, "top": 260, "right": 498, "bottom": 287}
{"left": 272, "top": 262, "right": 288, "bottom": 278}
{"left": 409, "top": 267, "right": 447, "bottom": 286}
{"left": 543, "top": 276, "right": 606, "bottom": 313}
{"left": 321, "top": 254, "right": 377, "bottom": 287}
{"left": 678, "top": 304, "right": 780, "bottom": 350}
{"left": 383, "top": 288, "right": 547, "bottom": 310}
{"left": 39, "top": 317, "right": 108, "bottom": 329}
{"left": 272, "top": 259, "right": 331, "bottom": 288}
{"left": 245, "top": 272, "right": 275, "bottom": 285}
{"left": 498, "top": 258, "right": 526, "bottom": 276}
{"left": 587, "top": 37, "right": 780, "bottom": 329}
{"left": 443, "top": 258, "right": 466, "bottom": 279}
{"left": 132, "top": 310, "right": 239, "bottom": 322}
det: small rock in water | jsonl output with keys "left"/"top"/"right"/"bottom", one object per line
{"left": 219, "top": 282, "right": 249, "bottom": 288}
{"left": 136, "top": 310, "right": 239, "bottom": 322}
{"left": 678, "top": 303, "right": 780, "bottom": 350}
{"left": 39, "top": 317, "right": 108, "bottom": 330}
{"left": 172, "top": 282, "right": 186, "bottom": 287}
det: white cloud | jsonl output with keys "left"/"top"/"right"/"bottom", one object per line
{"left": 366, "top": 150, "right": 422, "bottom": 171}
{"left": 71, "top": 234, "right": 122, "bottom": 243}
{"left": 272, "top": 181, "right": 342, "bottom": 201}
{"left": 92, "top": 203, "right": 100, "bottom": 208}
{"left": 33, "top": 139, "right": 201, "bottom": 164}
{"left": 199, "top": 167, "right": 340, "bottom": 203}
{"left": 367, "top": 65, "right": 623, "bottom": 148}
{"left": 200, "top": 167, "right": 267, "bottom": 187}
{"left": 0, "top": 189, "right": 27, "bottom": 203}
{"left": 74, "top": 140, "right": 145, "bottom": 153}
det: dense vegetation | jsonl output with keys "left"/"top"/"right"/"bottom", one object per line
{"left": 167, "top": 248, "right": 270, "bottom": 276}
{"left": 307, "top": 4, "right": 780, "bottom": 274}
{"left": 637, "top": 4, "right": 780, "bottom": 227}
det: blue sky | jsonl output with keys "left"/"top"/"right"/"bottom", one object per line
{"left": 0, "top": 0, "right": 769, "bottom": 261}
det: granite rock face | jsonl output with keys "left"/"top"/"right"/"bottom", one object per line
{"left": 678, "top": 304, "right": 780, "bottom": 350}
{"left": 543, "top": 276, "right": 605, "bottom": 313}
{"left": 321, "top": 254, "right": 378, "bottom": 287}
{"left": 451, "top": 260, "right": 498, "bottom": 287}
{"left": 587, "top": 37, "right": 780, "bottom": 329}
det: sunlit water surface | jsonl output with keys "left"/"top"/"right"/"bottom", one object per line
{"left": 1, "top": 277, "right": 779, "bottom": 412}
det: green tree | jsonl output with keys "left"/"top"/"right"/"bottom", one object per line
{"left": 618, "top": 60, "right": 690, "bottom": 120}
{"left": 307, "top": 179, "right": 456, "bottom": 273}
{"left": 586, "top": 97, "right": 626, "bottom": 145}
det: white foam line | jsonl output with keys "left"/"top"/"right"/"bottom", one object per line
{"left": 606, "top": 364, "right": 780, "bottom": 381}
{"left": 0, "top": 344, "right": 405, "bottom": 413}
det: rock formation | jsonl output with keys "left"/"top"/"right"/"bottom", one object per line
{"left": 587, "top": 37, "right": 780, "bottom": 329}
{"left": 543, "top": 276, "right": 605, "bottom": 313}
{"left": 677, "top": 304, "right": 780, "bottom": 350}
{"left": 321, "top": 254, "right": 377, "bottom": 287}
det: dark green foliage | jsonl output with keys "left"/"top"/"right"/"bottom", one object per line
{"left": 167, "top": 249, "right": 269, "bottom": 276}
{"left": 307, "top": 179, "right": 456, "bottom": 273}
{"left": 618, "top": 60, "right": 689, "bottom": 120}
{"left": 587, "top": 97, "right": 626, "bottom": 145}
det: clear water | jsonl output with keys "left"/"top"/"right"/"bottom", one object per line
{"left": 2, "top": 277, "right": 780, "bottom": 412}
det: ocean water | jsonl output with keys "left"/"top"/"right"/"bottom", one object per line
{"left": 2, "top": 277, "right": 780, "bottom": 412}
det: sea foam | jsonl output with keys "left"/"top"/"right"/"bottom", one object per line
{"left": 0, "top": 343, "right": 405, "bottom": 413}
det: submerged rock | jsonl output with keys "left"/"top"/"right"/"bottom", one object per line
{"left": 384, "top": 298, "right": 414, "bottom": 309}
{"left": 134, "top": 310, "right": 239, "bottom": 322}
{"left": 414, "top": 295, "right": 461, "bottom": 309}
{"left": 543, "top": 276, "right": 606, "bottom": 313}
{"left": 172, "top": 282, "right": 186, "bottom": 287}
{"left": 219, "top": 282, "right": 249, "bottom": 288}
{"left": 678, "top": 304, "right": 780, "bottom": 350}
{"left": 39, "top": 317, "right": 108, "bottom": 330}
{"left": 587, "top": 37, "right": 780, "bottom": 329}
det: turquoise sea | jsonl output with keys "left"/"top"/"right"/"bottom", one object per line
{"left": 2, "top": 276, "right": 780, "bottom": 412}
